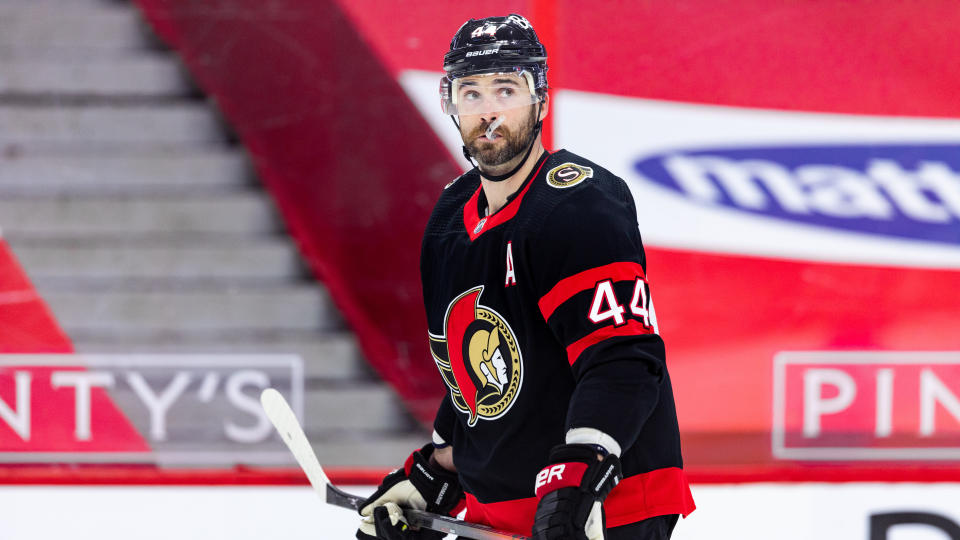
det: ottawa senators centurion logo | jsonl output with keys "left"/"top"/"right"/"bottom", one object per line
{"left": 429, "top": 286, "right": 523, "bottom": 426}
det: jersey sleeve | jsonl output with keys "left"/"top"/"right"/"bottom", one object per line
{"left": 532, "top": 182, "right": 666, "bottom": 453}
{"left": 432, "top": 393, "right": 457, "bottom": 448}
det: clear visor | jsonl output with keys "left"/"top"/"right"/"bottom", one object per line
{"left": 440, "top": 70, "right": 539, "bottom": 116}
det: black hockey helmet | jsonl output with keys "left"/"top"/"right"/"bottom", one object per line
{"left": 440, "top": 14, "right": 548, "bottom": 115}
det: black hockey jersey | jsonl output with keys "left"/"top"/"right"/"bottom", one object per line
{"left": 420, "top": 149, "right": 695, "bottom": 534}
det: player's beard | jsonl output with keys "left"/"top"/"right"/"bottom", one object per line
{"left": 463, "top": 107, "right": 537, "bottom": 168}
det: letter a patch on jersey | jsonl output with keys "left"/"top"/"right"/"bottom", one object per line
{"left": 505, "top": 241, "right": 517, "bottom": 287}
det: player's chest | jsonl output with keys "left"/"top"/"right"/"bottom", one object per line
{"left": 424, "top": 228, "right": 545, "bottom": 427}
{"left": 423, "top": 226, "right": 534, "bottom": 328}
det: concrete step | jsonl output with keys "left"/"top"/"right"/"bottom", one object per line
{"left": 0, "top": 0, "right": 115, "bottom": 3}
{"left": 0, "top": 104, "right": 226, "bottom": 150}
{"left": 0, "top": 150, "right": 252, "bottom": 196}
{"left": 106, "top": 381, "right": 409, "bottom": 436}
{"left": 0, "top": 2, "right": 135, "bottom": 13}
{"left": 0, "top": 56, "right": 191, "bottom": 96}
{"left": 42, "top": 285, "right": 343, "bottom": 338}
{"left": 0, "top": 7, "right": 151, "bottom": 51}
{"left": 8, "top": 239, "right": 304, "bottom": 287}
{"left": 72, "top": 334, "right": 369, "bottom": 380}
{"left": 304, "top": 385, "right": 409, "bottom": 431}
{"left": 0, "top": 0, "right": 124, "bottom": 3}
{"left": 0, "top": 194, "right": 279, "bottom": 238}
{"left": 141, "top": 432, "right": 430, "bottom": 467}
{"left": 309, "top": 434, "right": 430, "bottom": 467}
{"left": 0, "top": 48, "right": 162, "bottom": 62}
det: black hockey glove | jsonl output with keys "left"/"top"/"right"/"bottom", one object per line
{"left": 356, "top": 444, "right": 464, "bottom": 540}
{"left": 531, "top": 444, "right": 622, "bottom": 540}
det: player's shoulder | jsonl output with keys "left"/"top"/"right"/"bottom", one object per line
{"left": 534, "top": 149, "right": 636, "bottom": 227}
{"left": 425, "top": 169, "right": 480, "bottom": 231}
{"left": 523, "top": 150, "right": 645, "bottom": 273}
{"left": 442, "top": 168, "right": 479, "bottom": 194}
{"left": 539, "top": 149, "right": 627, "bottom": 195}
{"left": 439, "top": 168, "right": 480, "bottom": 201}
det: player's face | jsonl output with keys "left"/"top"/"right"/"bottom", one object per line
{"left": 459, "top": 102, "right": 538, "bottom": 167}
{"left": 453, "top": 73, "right": 534, "bottom": 116}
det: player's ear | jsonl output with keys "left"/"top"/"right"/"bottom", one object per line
{"left": 538, "top": 92, "right": 549, "bottom": 122}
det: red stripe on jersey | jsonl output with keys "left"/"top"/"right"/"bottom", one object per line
{"left": 463, "top": 154, "right": 551, "bottom": 242}
{"left": 463, "top": 492, "right": 539, "bottom": 536}
{"left": 565, "top": 319, "right": 653, "bottom": 365}
{"left": 607, "top": 467, "right": 696, "bottom": 526}
{"left": 539, "top": 261, "right": 646, "bottom": 321}
{"left": 463, "top": 467, "right": 695, "bottom": 534}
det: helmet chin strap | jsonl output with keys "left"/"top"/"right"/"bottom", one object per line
{"left": 454, "top": 102, "right": 544, "bottom": 183}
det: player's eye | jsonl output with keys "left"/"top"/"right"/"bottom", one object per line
{"left": 462, "top": 90, "right": 480, "bottom": 101}
{"left": 497, "top": 87, "right": 515, "bottom": 98}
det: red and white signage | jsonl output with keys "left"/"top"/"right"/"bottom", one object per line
{"left": 0, "top": 355, "right": 303, "bottom": 464}
{"left": 774, "top": 352, "right": 960, "bottom": 460}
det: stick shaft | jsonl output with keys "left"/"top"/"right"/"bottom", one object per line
{"left": 260, "top": 388, "right": 529, "bottom": 540}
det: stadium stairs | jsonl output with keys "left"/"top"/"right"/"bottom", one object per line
{"left": 0, "top": 0, "right": 426, "bottom": 466}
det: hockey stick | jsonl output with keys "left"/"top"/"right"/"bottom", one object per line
{"left": 260, "top": 388, "right": 529, "bottom": 540}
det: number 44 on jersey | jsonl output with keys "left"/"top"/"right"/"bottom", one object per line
{"left": 588, "top": 277, "right": 656, "bottom": 332}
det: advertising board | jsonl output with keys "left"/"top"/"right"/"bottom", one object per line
{"left": 0, "top": 355, "right": 303, "bottom": 464}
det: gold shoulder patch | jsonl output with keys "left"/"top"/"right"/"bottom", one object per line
{"left": 546, "top": 162, "right": 593, "bottom": 189}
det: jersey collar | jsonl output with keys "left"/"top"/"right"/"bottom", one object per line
{"left": 463, "top": 152, "right": 550, "bottom": 241}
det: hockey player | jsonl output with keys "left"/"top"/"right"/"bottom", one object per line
{"left": 357, "top": 14, "right": 695, "bottom": 540}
